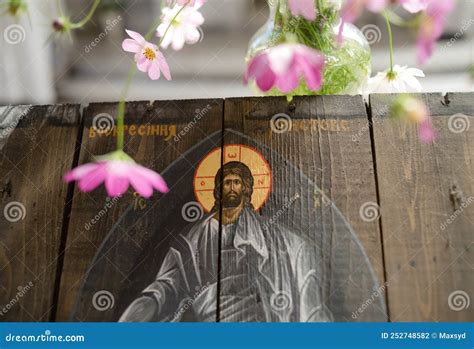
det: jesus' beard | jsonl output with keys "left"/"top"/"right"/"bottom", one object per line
{"left": 222, "top": 191, "right": 243, "bottom": 208}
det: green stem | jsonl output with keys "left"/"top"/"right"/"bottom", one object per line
{"left": 116, "top": 1, "right": 190, "bottom": 151}
{"left": 385, "top": 10, "right": 406, "bottom": 27}
{"left": 116, "top": 66, "right": 136, "bottom": 150}
{"left": 317, "top": 0, "right": 323, "bottom": 13}
{"left": 70, "top": 0, "right": 101, "bottom": 29}
{"left": 384, "top": 11, "right": 394, "bottom": 74}
{"left": 157, "top": 3, "right": 188, "bottom": 46}
{"left": 56, "top": 0, "right": 64, "bottom": 16}
{"left": 280, "top": 1, "right": 289, "bottom": 29}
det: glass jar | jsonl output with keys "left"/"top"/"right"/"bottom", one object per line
{"left": 246, "top": 0, "right": 371, "bottom": 96}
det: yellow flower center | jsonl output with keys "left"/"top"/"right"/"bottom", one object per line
{"left": 386, "top": 70, "right": 397, "bottom": 81}
{"left": 143, "top": 47, "right": 156, "bottom": 61}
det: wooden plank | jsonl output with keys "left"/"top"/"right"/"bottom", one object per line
{"left": 219, "top": 96, "right": 387, "bottom": 322}
{"left": 371, "top": 92, "right": 474, "bottom": 321}
{"left": 0, "top": 104, "right": 81, "bottom": 321}
{"left": 56, "top": 99, "right": 224, "bottom": 321}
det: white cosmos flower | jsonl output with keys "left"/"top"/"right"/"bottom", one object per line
{"left": 362, "top": 65, "right": 425, "bottom": 97}
{"left": 157, "top": 4, "right": 204, "bottom": 51}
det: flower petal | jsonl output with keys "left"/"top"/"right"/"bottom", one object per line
{"left": 171, "top": 26, "right": 186, "bottom": 51}
{"left": 186, "top": 10, "right": 205, "bottom": 26}
{"left": 268, "top": 45, "right": 294, "bottom": 76}
{"left": 64, "top": 163, "right": 100, "bottom": 182}
{"left": 275, "top": 69, "right": 299, "bottom": 93}
{"left": 156, "top": 51, "right": 172, "bottom": 81}
{"left": 297, "top": 52, "right": 324, "bottom": 91}
{"left": 137, "top": 55, "right": 151, "bottom": 73}
{"left": 122, "top": 39, "right": 142, "bottom": 53}
{"left": 418, "top": 120, "right": 436, "bottom": 143}
{"left": 133, "top": 165, "right": 169, "bottom": 193}
{"left": 245, "top": 54, "right": 276, "bottom": 92}
{"left": 148, "top": 60, "right": 161, "bottom": 80}
{"left": 105, "top": 175, "right": 130, "bottom": 197}
{"left": 129, "top": 170, "right": 154, "bottom": 198}
{"left": 288, "top": 0, "right": 317, "bottom": 21}
{"left": 400, "top": 0, "right": 429, "bottom": 13}
{"left": 158, "top": 27, "right": 174, "bottom": 49}
{"left": 125, "top": 29, "right": 145, "bottom": 45}
{"left": 184, "top": 26, "right": 201, "bottom": 44}
{"left": 78, "top": 164, "right": 107, "bottom": 192}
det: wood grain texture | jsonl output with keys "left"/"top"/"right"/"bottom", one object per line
{"left": 371, "top": 93, "right": 474, "bottom": 321}
{"left": 0, "top": 105, "right": 81, "bottom": 321}
{"left": 1, "top": 93, "right": 472, "bottom": 323}
{"left": 55, "top": 99, "right": 223, "bottom": 321}
{"left": 221, "top": 96, "right": 387, "bottom": 322}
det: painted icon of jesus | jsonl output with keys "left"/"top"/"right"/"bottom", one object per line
{"left": 119, "top": 159, "right": 334, "bottom": 322}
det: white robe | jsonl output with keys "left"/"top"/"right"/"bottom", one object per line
{"left": 120, "top": 206, "right": 333, "bottom": 322}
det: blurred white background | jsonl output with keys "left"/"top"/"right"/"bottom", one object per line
{"left": 0, "top": 0, "right": 473, "bottom": 105}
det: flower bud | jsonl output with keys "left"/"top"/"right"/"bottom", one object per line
{"left": 7, "top": 0, "right": 27, "bottom": 17}
{"left": 52, "top": 18, "right": 66, "bottom": 32}
{"left": 390, "top": 94, "right": 429, "bottom": 124}
{"left": 391, "top": 94, "right": 436, "bottom": 143}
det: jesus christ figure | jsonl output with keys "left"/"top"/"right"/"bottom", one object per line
{"left": 119, "top": 161, "right": 333, "bottom": 322}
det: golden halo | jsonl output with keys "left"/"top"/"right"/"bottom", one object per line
{"left": 194, "top": 144, "right": 272, "bottom": 213}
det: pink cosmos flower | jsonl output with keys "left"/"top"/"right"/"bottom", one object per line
{"left": 245, "top": 44, "right": 325, "bottom": 94}
{"left": 391, "top": 95, "right": 436, "bottom": 143}
{"left": 398, "top": 0, "right": 429, "bottom": 13}
{"left": 416, "top": 0, "right": 455, "bottom": 65}
{"left": 341, "top": 0, "right": 389, "bottom": 24}
{"left": 288, "top": 0, "right": 317, "bottom": 21}
{"left": 65, "top": 155, "right": 169, "bottom": 198}
{"left": 338, "top": 0, "right": 389, "bottom": 42}
{"left": 122, "top": 30, "right": 171, "bottom": 81}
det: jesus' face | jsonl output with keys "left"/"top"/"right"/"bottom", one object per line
{"left": 222, "top": 174, "right": 244, "bottom": 208}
